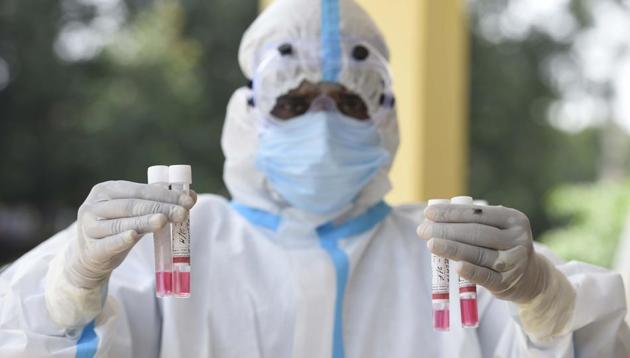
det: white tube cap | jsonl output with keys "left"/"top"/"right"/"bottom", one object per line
{"left": 451, "top": 196, "right": 473, "bottom": 205}
{"left": 473, "top": 200, "right": 489, "bottom": 206}
{"left": 427, "top": 199, "right": 450, "bottom": 206}
{"left": 169, "top": 165, "right": 192, "bottom": 184}
{"left": 147, "top": 165, "right": 169, "bottom": 184}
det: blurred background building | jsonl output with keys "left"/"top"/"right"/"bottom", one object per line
{"left": 1, "top": 0, "right": 630, "bottom": 290}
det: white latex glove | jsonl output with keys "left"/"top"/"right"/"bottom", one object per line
{"left": 45, "top": 181, "right": 196, "bottom": 329}
{"left": 417, "top": 203, "right": 576, "bottom": 341}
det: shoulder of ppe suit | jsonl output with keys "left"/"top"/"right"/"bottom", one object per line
{"left": 0, "top": 223, "right": 77, "bottom": 331}
{"left": 530, "top": 236, "right": 622, "bottom": 287}
{"left": 190, "top": 193, "right": 235, "bottom": 222}
{"left": 191, "top": 193, "right": 229, "bottom": 209}
{"left": 387, "top": 203, "right": 429, "bottom": 241}
{"left": 532, "top": 242, "right": 565, "bottom": 265}
{"left": 389, "top": 203, "right": 427, "bottom": 224}
{"left": 1, "top": 222, "right": 77, "bottom": 281}
{"left": 532, "top": 241, "right": 621, "bottom": 277}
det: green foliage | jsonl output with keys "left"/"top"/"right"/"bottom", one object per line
{"left": 467, "top": 5, "right": 600, "bottom": 237}
{"left": 540, "top": 181, "right": 630, "bottom": 268}
{"left": 0, "top": 0, "right": 256, "bottom": 201}
{"left": 0, "top": 0, "right": 256, "bottom": 262}
{"left": 74, "top": 1, "right": 215, "bottom": 189}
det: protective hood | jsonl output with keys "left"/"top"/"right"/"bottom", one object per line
{"left": 222, "top": 0, "right": 400, "bottom": 225}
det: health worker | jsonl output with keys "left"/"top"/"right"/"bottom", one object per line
{"left": 1, "top": 0, "right": 629, "bottom": 357}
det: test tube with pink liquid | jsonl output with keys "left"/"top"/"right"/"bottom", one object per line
{"left": 451, "top": 196, "right": 479, "bottom": 328}
{"left": 429, "top": 199, "right": 451, "bottom": 331}
{"left": 147, "top": 165, "right": 173, "bottom": 297}
{"left": 169, "top": 165, "right": 192, "bottom": 298}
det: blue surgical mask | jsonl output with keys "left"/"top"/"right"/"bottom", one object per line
{"left": 256, "top": 111, "right": 390, "bottom": 214}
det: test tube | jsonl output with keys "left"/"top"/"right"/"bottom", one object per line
{"left": 148, "top": 165, "right": 173, "bottom": 297}
{"left": 429, "top": 198, "right": 451, "bottom": 331}
{"left": 169, "top": 165, "right": 192, "bottom": 298}
{"left": 451, "top": 195, "right": 479, "bottom": 328}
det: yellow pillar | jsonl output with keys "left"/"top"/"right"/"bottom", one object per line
{"left": 357, "top": 0, "right": 468, "bottom": 204}
{"left": 259, "top": 0, "right": 468, "bottom": 204}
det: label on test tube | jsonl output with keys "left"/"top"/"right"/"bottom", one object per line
{"left": 451, "top": 196, "right": 480, "bottom": 328}
{"left": 428, "top": 198, "right": 451, "bottom": 331}
{"left": 432, "top": 256, "right": 450, "bottom": 298}
{"left": 172, "top": 219, "right": 190, "bottom": 263}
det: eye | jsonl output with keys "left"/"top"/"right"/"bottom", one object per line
{"left": 271, "top": 95, "right": 309, "bottom": 120}
{"left": 338, "top": 94, "right": 369, "bottom": 120}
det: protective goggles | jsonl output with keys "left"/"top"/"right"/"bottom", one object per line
{"left": 248, "top": 38, "right": 395, "bottom": 123}
{"left": 268, "top": 81, "right": 373, "bottom": 121}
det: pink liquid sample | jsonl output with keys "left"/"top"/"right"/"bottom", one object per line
{"left": 460, "top": 298, "right": 479, "bottom": 327}
{"left": 433, "top": 308, "right": 450, "bottom": 331}
{"left": 155, "top": 271, "right": 173, "bottom": 297}
{"left": 173, "top": 270, "right": 190, "bottom": 297}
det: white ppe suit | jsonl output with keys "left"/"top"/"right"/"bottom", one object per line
{"left": 1, "top": 0, "right": 629, "bottom": 357}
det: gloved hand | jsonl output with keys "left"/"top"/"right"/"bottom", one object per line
{"left": 45, "top": 181, "right": 196, "bottom": 329}
{"left": 417, "top": 203, "right": 576, "bottom": 341}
